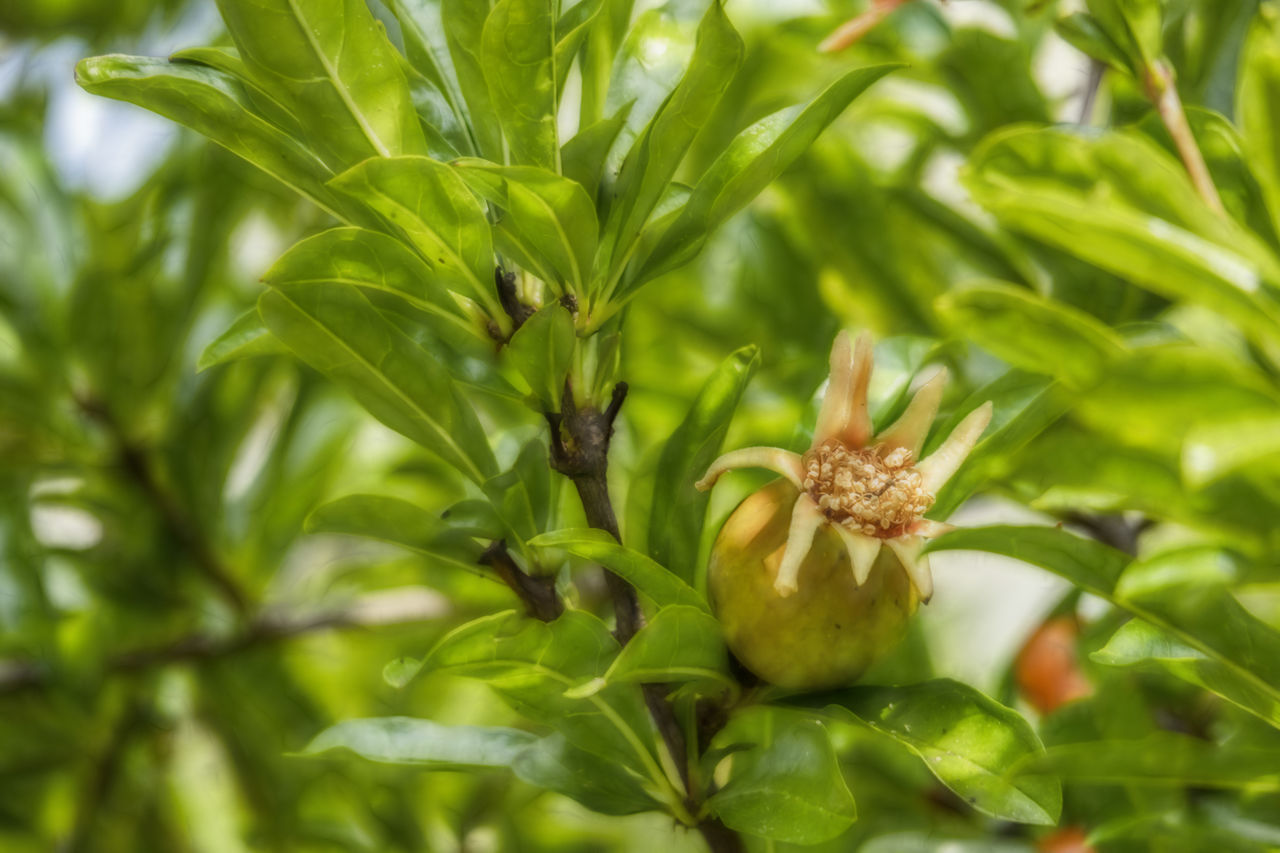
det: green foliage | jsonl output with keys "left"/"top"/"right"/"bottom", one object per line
{"left": 5, "top": 0, "right": 1280, "bottom": 848}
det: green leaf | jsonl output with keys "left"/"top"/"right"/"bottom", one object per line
{"left": 528, "top": 528, "right": 709, "bottom": 612}
{"left": 259, "top": 282, "right": 497, "bottom": 484}
{"left": 442, "top": 0, "right": 505, "bottom": 162}
{"left": 420, "top": 610, "right": 671, "bottom": 791}
{"left": 262, "top": 226, "right": 480, "bottom": 348}
{"left": 482, "top": 0, "right": 558, "bottom": 170}
{"left": 562, "top": 106, "right": 631, "bottom": 202}
{"left": 511, "top": 733, "right": 660, "bottom": 815}
{"left": 503, "top": 304, "right": 576, "bottom": 410}
{"left": 305, "top": 494, "right": 484, "bottom": 563}
{"left": 628, "top": 63, "right": 899, "bottom": 291}
{"left": 197, "top": 308, "right": 288, "bottom": 372}
{"left": 169, "top": 45, "right": 308, "bottom": 138}
{"left": 647, "top": 345, "right": 758, "bottom": 583}
{"left": 571, "top": 605, "right": 732, "bottom": 697}
{"left": 599, "top": 0, "right": 744, "bottom": 294}
{"left": 329, "top": 156, "right": 501, "bottom": 322}
{"left": 1073, "top": 345, "right": 1280, "bottom": 454}
{"left": 302, "top": 717, "right": 535, "bottom": 768}
{"left": 454, "top": 161, "right": 598, "bottom": 295}
{"left": 1023, "top": 733, "right": 1280, "bottom": 789}
{"left": 1084, "top": 0, "right": 1162, "bottom": 68}
{"left": 708, "top": 712, "right": 856, "bottom": 844}
{"left": 926, "top": 529, "right": 1280, "bottom": 730}
{"left": 1183, "top": 412, "right": 1280, "bottom": 487}
{"left": 966, "top": 126, "right": 1280, "bottom": 351}
{"left": 792, "top": 679, "right": 1061, "bottom": 825}
{"left": 927, "top": 372, "right": 1070, "bottom": 518}
{"left": 212, "top": 0, "right": 426, "bottom": 165}
{"left": 1093, "top": 619, "right": 1280, "bottom": 728}
{"left": 553, "top": 0, "right": 604, "bottom": 95}
{"left": 862, "top": 835, "right": 1032, "bottom": 853}
{"left": 74, "top": 55, "right": 344, "bottom": 218}
{"left": 1239, "top": 4, "right": 1280, "bottom": 255}
{"left": 935, "top": 281, "right": 1126, "bottom": 389}
{"left": 385, "top": 0, "right": 470, "bottom": 135}
{"left": 1055, "top": 12, "right": 1132, "bottom": 73}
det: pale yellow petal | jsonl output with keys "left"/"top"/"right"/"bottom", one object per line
{"left": 774, "top": 495, "right": 824, "bottom": 597}
{"left": 695, "top": 447, "right": 805, "bottom": 491}
{"left": 876, "top": 368, "right": 947, "bottom": 457}
{"left": 840, "top": 332, "right": 875, "bottom": 448}
{"left": 813, "top": 331, "right": 854, "bottom": 446}
{"left": 908, "top": 518, "right": 956, "bottom": 538}
{"left": 832, "top": 523, "right": 881, "bottom": 586}
{"left": 885, "top": 535, "right": 933, "bottom": 603}
{"left": 917, "top": 401, "right": 994, "bottom": 495}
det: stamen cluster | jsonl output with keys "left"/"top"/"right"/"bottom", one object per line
{"left": 802, "top": 439, "right": 933, "bottom": 537}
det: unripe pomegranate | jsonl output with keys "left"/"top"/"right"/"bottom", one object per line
{"left": 698, "top": 332, "right": 992, "bottom": 688}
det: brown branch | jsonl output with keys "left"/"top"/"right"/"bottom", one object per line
{"left": 494, "top": 267, "right": 536, "bottom": 332}
{"left": 76, "top": 395, "right": 250, "bottom": 616}
{"left": 1142, "top": 60, "right": 1224, "bottom": 215}
{"left": 819, "top": 0, "right": 915, "bottom": 53}
{"left": 546, "top": 380, "right": 743, "bottom": 853}
{"left": 0, "top": 598, "right": 447, "bottom": 696}
{"left": 479, "top": 539, "right": 563, "bottom": 622}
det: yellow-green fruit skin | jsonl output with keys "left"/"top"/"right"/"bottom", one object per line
{"left": 708, "top": 480, "right": 919, "bottom": 689}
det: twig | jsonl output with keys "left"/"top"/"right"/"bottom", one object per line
{"left": 76, "top": 395, "right": 250, "bottom": 616}
{"left": 479, "top": 539, "right": 563, "bottom": 622}
{"left": 0, "top": 597, "right": 448, "bottom": 696}
{"left": 1142, "top": 60, "right": 1224, "bottom": 215}
{"left": 819, "top": 0, "right": 915, "bottom": 53}
{"left": 546, "top": 380, "right": 744, "bottom": 853}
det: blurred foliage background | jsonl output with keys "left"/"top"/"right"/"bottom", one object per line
{"left": 5, "top": 0, "right": 1280, "bottom": 850}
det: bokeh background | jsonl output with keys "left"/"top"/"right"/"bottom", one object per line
{"left": 4, "top": 0, "right": 1279, "bottom": 850}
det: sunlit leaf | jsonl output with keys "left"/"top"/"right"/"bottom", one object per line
{"left": 303, "top": 717, "right": 535, "bottom": 768}
{"left": 791, "top": 679, "right": 1061, "bottom": 825}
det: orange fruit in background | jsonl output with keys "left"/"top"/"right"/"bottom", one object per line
{"left": 1016, "top": 616, "right": 1093, "bottom": 714}
{"left": 1038, "top": 826, "right": 1096, "bottom": 853}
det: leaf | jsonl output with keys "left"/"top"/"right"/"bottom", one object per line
{"left": 419, "top": 610, "right": 671, "bottom": 790}
{"left": 482, "top": 0, "right": 558, "bottom": 170}
{"left": 628, "top": 63, "right": 899, "bottom": 291}
{"left": 528, "top": 528, "right": 709, "bottom": 612}
{"left": 453, "top": 161, "right": 598, "bottom": 295}
{"left": 862, "top": 835, "right": 1032, "bottom": 853}
{"left": 1085, "top": 0, "right": 1163, "bottom": 68}
{"left": 197, "top": 308, "right": 288, "bottom": 372}
{"left": 1022, "top": 733, "right": 1280, "bottom": 789}
{"left": 503, "top": 304, "right": 576, "bottom": 410}
{"left": 792, "top": 679, "right": 1061, "bottom": 825}
{"left": 1183, "top": 412, "right": 1280, "bottom": 487}
{"left": 212, "top": 0, "right": 425, "bottom": 165}
{"left": 647, "top": 345, "right": 758, "bottom": 583}
{"left": 262, "top": 226, "right": 480, "bottom": 349}
{"left": 708, "top": 712, "right": 856, "bottom": 844}
{"left": 570, "top": 605, "right": 732, "bottom": 697}
{"left": 966, "top": 126, "right": 1280, "bottom": 351}
{"left": 511, "top": 733, "right": 660, "bottom": 815}
{"left": 599, "top": 0, "right": 744, "bottom": 292}
{"left": 1240, "top": 4, "right": 1280, "bottom": 259}
{"left": 259, "top": 282, "right": 497, "bottom": 484}
{"left": 1055, "top": 12, "right": 1132, "bottom": 73}
{"left": 385, "top": 0, "right": 470, "bottom": 130}
{"left": 935, "top": 281, "right": 1126, "bottom": 389}
{"left": 927, "top": 372, "right": 1071, "bottom": 518}
{"left": 442, "top": 0, "right": 505, "bottom": 162}
{"left": 302, "top": 717, "right": 535, "bottom": 768}
{"left": 926, "top": 528, "right": 1280, "bottom": 730}
{"left": 74, "top": 55, "right": 344, "bottom": 218}
{"left": 329, "top": 156, "right": 501, "bottom": 322}
{"left": 561, "top": 106, "right": 631, "bottom": 201}
{"left": 553, "top": 0, "right": 604, "bottom": 95}
{"left": 1092, "top": 619, "right": 1280, "bottom": 727}
{"left": 305, "top": 494, "right": 484, "bottom": 563}
{"left": 1073, "top": 345, "right": 1280, "bottom": 454}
